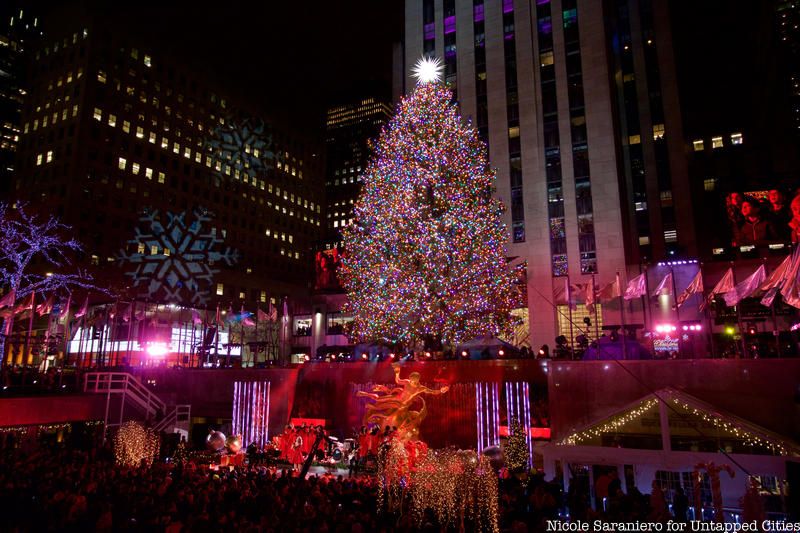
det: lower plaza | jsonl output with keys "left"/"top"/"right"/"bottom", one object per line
{"left": 1, "top": 1, "right": 800, "bottom": 531}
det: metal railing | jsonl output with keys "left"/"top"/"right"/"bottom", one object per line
{"left": 83, "top": 372, "right": 189, "bottom": 438}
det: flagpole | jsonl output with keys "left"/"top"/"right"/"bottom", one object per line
{"left": 730, "top": 261, "right": 747, "bottom": 359}
{"left": 567, "top": 277, "right": 575, "bottom": 357}
{"left": 765, "top": 257, "right": 783, "bottom": 357}
{"left": 126, "top": 300, "right": 135, "bottom": 367}
{"left": 670, "top": 268, "right": 681, "bottom": 359}
{"left": 642, "top": 263, "right": 652, "bottom": 337}
{"left": 618, "top": 272, "right": 627, "bottom": 360}
{"left": 22, "top": 292, "right": 35, "bottom": 385}
{"left": 698, "top": 264, "right": 716, "bottom": 358}
{"left": 592, "top": 274, "right": 599, "bottom": 341}
{"left": 214, "top": 304, "right": 220, "bottom": 367}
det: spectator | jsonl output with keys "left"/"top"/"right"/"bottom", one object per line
{"left": 767, "top": 189, "right": 791, "bottom": 240}
{"left": 789, "top": 194, "right": 800, "bottom": 243}
{"left": 726, "top": 192, "right": 745, "bottom": 245}
{"left": 736, "top": 197, "right": 777, "bottom": 246}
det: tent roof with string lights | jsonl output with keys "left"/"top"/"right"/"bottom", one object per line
{"left": 555, "top": 387, "right": 799, "bottom": 457}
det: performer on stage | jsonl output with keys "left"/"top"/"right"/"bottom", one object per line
{"left": 289, "top": 431, "right": 304, "bottom": 472}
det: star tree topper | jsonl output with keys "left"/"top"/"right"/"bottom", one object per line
{"left": 412, "top": 56, "right": 444, "bottom": 85}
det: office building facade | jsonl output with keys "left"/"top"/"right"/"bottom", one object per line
{"left": 12, "top": 26, "right": 324, "bottom": 309}
{"left": 324, "top": 97, "right": 392, "bottom": 249}
{"left": 404, "top": 0, "right": 694, "bottom": 346}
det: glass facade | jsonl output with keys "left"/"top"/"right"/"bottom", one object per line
{"left": 423, "top": 0, "right": 435, "bottom": 56}
{"left": 563, "top": 0, "right": 597, "bottom": 274}
{"left": 473, "top": 0, "right": 489, "bottom": 145}
{"left": 537, "top": 0, "right": 567, "bottom": 275}
{"left": 503, "top": 0, "right": 525, "bottom": 243}
{"left": 443, "top": 0, "right": 457, "bottom": 97}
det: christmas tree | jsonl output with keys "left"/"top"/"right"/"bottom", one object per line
{"left": 340, "top": 58, "right": 519, "bottom": 349}
{"left": 504, "top": 417, "right": 529, "bottom": 473}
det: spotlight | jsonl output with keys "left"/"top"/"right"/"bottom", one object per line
{"left": 424, "top": 351, "right": 431, "bottom": 358}
{"left": 146, "top": 342, "right": 169, "bottom": 357}
{"left": 303, "top": 355, "right": 310, "bottom": 362}
{"left": 682, "top": 325, "right": 688, "bottom": 331}
{"left": 498, "top": 349, "right": 505, "bottom": 357}
{"left": 538, "top": 349, "right": 545, "bottom": 356}
{"left": 389, "top": 353, "right": 396, "bottom": 359}
{"left": 461, "top": 350, "right": 468, "bottom": 358}
{"left": 725, "top": 326, "right": 735, "bottom": 335}
{"left": 362, "top": 353, "right": 368, "bottom": 360}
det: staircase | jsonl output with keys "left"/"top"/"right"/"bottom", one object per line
{"left": 84, "top": 372, "right": 191, "bottom": 437}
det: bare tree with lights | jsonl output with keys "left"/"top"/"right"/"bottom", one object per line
{"left": 0, "top": 203, "right": 107, "bottom": 366}
{"left": 340, "top": 58, "right": 519, "bottom": 351}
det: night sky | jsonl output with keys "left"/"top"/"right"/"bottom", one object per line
{"left": 29, "top": 0, "right": 404, "bottom": 127}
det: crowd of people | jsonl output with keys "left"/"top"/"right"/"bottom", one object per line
{"left": 0, "top": 436, "right": 705, "bottom": 532}
{"left": 725, "top": 189, "right": 800, "bottom": 247}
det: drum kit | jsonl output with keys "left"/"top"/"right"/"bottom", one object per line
{"left": 323, "top": 436, "right": 356, "bottom": 464}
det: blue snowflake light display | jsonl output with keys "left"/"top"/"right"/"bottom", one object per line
{"left": 118, "top": 209, "right": 239, "bottom": 305}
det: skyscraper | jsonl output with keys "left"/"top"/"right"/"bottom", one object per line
{"left": 0, "top": 7, "right": 41, "bottom": 194}
{"left": 404, "top": 0, "right": 694, "bottom": 346}
{"left": 324, "top": 97, "right": 392, "bottom": 249}
{"left": 11, "top": 25, "right": 324, "bottom": 309}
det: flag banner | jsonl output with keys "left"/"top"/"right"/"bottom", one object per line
{"left": 75, "top": 296, "right": 89, "bottom": 318}
{"left": 760, "top": 286, "right": 780, "bottom": 307}
{"left": 585, "top": 278, "right": 596, "bottom": 314}
{"left": 59, "top": 294, "right": 72, "bottom": 319}
{"left": 651, "top": 272, "right": 673, "bottom": 297}
{"left": 121, "top": 304, "right": 132, "bottom": 323}
{"left": 191, "top": 309, "right": 203, "bottom": 325}
{"left": 36, "top": 295, "right": 55, "bottom": 316}
{"left": 624, "top": 274, "right": 647, "bottom": 300}
{"left": 0, "top": 289, "right": 16, "bottom": 309}
{"left": 701, "top": 268, "right": 735, "bottom": 310}
{"left": 597, "top": 278, "right": 621, "bottom": 301}
{"left": 759, "top": 253, "right": 794, "bottom": 292}
{"left": 677, "top": 270, "right": 704, "bottom": 308}
{"left": 14, "top": 292, "right": 35, "bottom": 313}
{"left": 257, "top": 308, "right": 269, "bottom": 322}
{"left": 723, "top": 265, "right": 766, "bottom": 307}
{"left": 780, "top": 250, "right": 800, "bottom": 309}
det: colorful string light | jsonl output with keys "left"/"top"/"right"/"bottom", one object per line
{"left": 340, "top": 81, "right": 520, "bottom": 348}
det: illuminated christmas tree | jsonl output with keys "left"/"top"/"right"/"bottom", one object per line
{"left": 504, "top": 417, "right": 529, "bottom": 473}
{"left": 340, "top": 58, "right": 519, "bottom": 349}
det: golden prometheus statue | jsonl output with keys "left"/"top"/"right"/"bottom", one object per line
{"left": 357, "top": 362, "right": 449, "bottom": 442}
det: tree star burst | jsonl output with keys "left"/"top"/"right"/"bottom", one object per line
{"left": 412, "top": 56, "right": 444, "bottom": 84}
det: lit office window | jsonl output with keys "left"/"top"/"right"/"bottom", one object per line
{"left": 216, "top": 283, "right": 224, "bottom": 296}
{"left": 35, "top": 153, "right": 42, "bottom": 165}
{"left": 136, "top": 126, "right": 144, "bottom": 139}
{"left": 652, "top": 124, "right": 665, "bottom": 140}
{"left": 132, "top": 163, "right": 140, "bottom": 174}
{"left": 711, "top": 136, "right": 723, "bottom": 149}
{"left": 123, "top": 121, "right": 130, "bottom": 133}
{"left": 107, "top": 114, "right": 116, "bottom": 127}
{"left": 97, "top": 70, "right": 107, "bottom": 83}
{"left": 149, "top": 132, "right": 156, "bottom": 144}
{"left": 629, "top": 135, "right": 641, "bottom": 145}
{"left": 730, "top": 132, "right": 743, "bottom": 145}
{"left": 692, "top": 139, "right": 704, "bottom": 151}
{"left": 144, "top": 54, "right": 152, "bottom": 67}
{"left": 145, "top": 168, "right": 153, "bottom": 179}
{"left": 158, "top": 172, "right": 165, "bottom": 184}
{"left": 118, "top": 157, "right": 127, "bottom": 170}
{"left": 93, "top": 108, "right": 102, "bottom": 121}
